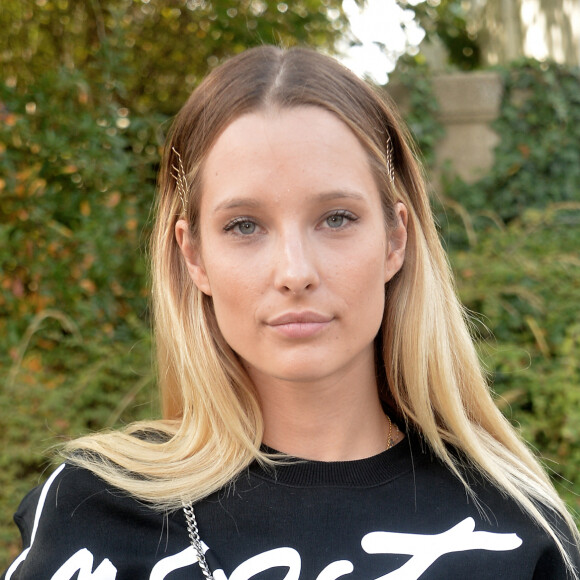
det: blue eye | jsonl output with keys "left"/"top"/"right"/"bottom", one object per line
{"left": 224, "top": 218, "right": 257, "bottom": 235}
{"left": 326, "top": 214, "right": 345, "bottom": 228}
{"left": 324, "top": 211, "right": 357, "bottom": 229}
{"left": 236, "top": 221, "right": 256, "bottom": 235}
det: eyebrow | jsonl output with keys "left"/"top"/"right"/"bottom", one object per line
{"left": 212, "top": 190, "right": 366, "bottom": 213}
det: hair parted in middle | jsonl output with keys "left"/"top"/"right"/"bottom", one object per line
{"left": 65, "top": 48, "right": 578, "bottom": 574}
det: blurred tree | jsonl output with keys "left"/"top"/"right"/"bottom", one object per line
{"left": 398, "top": 0, "right": 481, "bottom": 70}
{"left": 477, "top": 0, "right": 579, "bottom": 67}
{"left": 1, "top": 0, "right": 355, "bottom": 116}
{"left": 398, "top": 0, "right": 580, "bottom": 70}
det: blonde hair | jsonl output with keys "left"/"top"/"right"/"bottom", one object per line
{"left": 65, "top": 46, "right": 578, "bottom": 575}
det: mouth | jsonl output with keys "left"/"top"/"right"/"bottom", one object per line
{"left": 266, "top": 312, "right": 333, "bottom": 338}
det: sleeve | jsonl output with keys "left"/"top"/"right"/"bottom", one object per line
{"left": 1, "top": 464, "right": 65, "bottom": 579}
{"left": 0, "top": 463, "right": 196, "bottom": 580}
{"left": 0, "top": 464, "right": 118, "bottom": 580}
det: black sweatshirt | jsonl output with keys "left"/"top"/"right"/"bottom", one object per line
{"left": 3, "top": 437, "right": 578, "bottom": 579}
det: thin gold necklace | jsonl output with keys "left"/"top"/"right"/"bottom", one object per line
{"left": 386, "top": 415, "right": 398, "bottom": 450}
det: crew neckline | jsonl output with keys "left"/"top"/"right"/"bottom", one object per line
{"left": 249, "top": 437, "right": 421, "bottom": 488}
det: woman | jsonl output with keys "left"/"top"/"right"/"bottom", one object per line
{"left": 3, "top": 46, "right": 579, "bottom": 579}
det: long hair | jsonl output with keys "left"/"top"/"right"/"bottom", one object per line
{"left": 65, "top": 45, "right": 578, "bottom": 575}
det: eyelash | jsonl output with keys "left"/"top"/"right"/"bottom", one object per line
{"left": 223, "top": 210, "right": 359, "bottom": 236}
{"left": 223, "top": 217, "right": 259, "bottom": 235}
{"left": 323, "top": 210, "right": 358, "bottom": 229}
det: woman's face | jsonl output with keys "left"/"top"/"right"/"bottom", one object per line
{"left": 176, "top": 107, "right": 406, "bottom": 389}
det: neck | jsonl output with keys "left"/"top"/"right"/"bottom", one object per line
{"left": 248, "top": 358, "right": 390, "bottom": 462}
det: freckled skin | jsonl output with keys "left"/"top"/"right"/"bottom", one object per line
{"left": 176, "top": 107, "right": 407, "bottom": 460}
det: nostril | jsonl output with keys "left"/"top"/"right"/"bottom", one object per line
{"left": 283, "top": 282, "right": 313, "bottom": 293}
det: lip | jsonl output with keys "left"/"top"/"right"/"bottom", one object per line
{"left": 266, "top": 311, "right": 333, "bottom": 338}
{"left": 268, "top": 311, "right": 332, "bottom": 325}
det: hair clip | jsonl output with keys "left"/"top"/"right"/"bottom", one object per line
{"left": 386, "top": 134, "right": 395, "bottom": 185}
{"left": 171, "top": 146, "right": 189, "bottom": 214}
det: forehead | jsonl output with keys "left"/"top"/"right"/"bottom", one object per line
{"left": 200, "top": 106, "right": 380, "bottom": 210}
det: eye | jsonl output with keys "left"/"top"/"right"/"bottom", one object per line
{"left": 326, "top": 214, "right": 345, "bottom": 228}
{"left": 224, "top": 218, "right": 258, "bottom": 235}
{"left": 235, "top": 221, "right": 256, "bottom": 235}
{"left": 323, "top": 210, "right": 358, "bottom": 229}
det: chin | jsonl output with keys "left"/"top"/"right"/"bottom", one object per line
{"left": 259, "top": 356, "right": 358, "bottom": 386}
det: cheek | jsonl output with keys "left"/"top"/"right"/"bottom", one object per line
{"left": 342, "top": 239, "right": 387, "bottom": 291}
{"left": 203, "top": 256, "right": 262, "bottom": 326}
{"left": 331, "top": 249, "right": 387, "bottom": 322}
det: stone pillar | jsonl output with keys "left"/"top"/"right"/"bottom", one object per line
{"left": 431, "top": 71, "right": 503, "bottom": 183}
{"left": 388, "top": 71, "right": 503, "bottom": 185}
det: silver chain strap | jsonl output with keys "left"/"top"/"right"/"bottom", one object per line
{"left": 183, "top": 503, "right": 215, "bottom": 579}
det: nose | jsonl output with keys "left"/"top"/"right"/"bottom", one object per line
{"left": 273, "top": 230, "right": 320, "bottom": 294}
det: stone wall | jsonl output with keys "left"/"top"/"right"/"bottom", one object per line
{"left": 388, "top": 71, "right": 503, "bottom": 185}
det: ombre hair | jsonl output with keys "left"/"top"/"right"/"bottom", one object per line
{"left": 65, "top": 46, "right": 579, "bottom": 576}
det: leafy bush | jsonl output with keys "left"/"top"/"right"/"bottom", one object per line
{"left": 0, "top": 67, "right": 161, "bottom": 564}
{"left": 0, "top": 314, "right": 154, "bottom": 564}
{"left": 452, "top": 205, "right": 580, "bottom": 511}
{"left": 445, "top": 59, "right": 580, "bottom": 223}
{"left": 0, "top": 0, "right": 352, "bottom": 117}
{"left": 0, "top": 66, "right": 161, "bottom": 337}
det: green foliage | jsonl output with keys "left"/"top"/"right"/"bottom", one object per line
{"left": 0, "top": 313, "right": 154, "bottom": 565}
{"left": 452, "top": 206, "right": 580, "bottom": 512}
{"left": 0, "top": 65, "right": 160, "bottom": 565}
{"left": 399, "top": 0, "right": 481, "bottom": 70}
{"left": 0, "top": 0, "right": 353, "bottom": 116}
{"left": 0, "top": 68, "right": 157, "bottom": 342}
{"left": 443, "top": 60, "right": 580, "bottom": 225}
